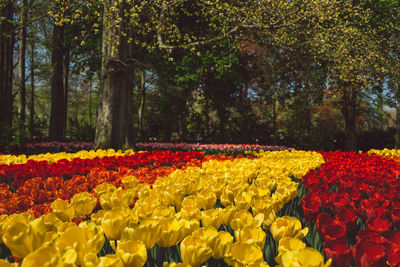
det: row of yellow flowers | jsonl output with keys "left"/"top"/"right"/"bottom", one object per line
{"left": 0, "top": 151, "right": 329, "bottom": 266}
{"left": 0, "top": 149, "right": 137, "bottom": 165}
{"left": 367, "top": 148, "right": 400, "bottom": 157}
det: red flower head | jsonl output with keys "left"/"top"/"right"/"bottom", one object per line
{"left": 324, "top": 239, "right": 352, "bottom": 267}
{"left": 336, "top": 207, "right": 358, "bottom": 232}
{"left": 367, "top": 217, "right": 392, "bottom": 233}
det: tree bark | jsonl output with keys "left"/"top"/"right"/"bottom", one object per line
{"left": 343, "top": 83, "right": 357, "bottom": 151}
{"left": 29, "top": 41, "right": 35, "bottom": 137}
{"left": 63, "top": 41, "right": 70, "bottom": 136}
{"left": 395, "top": 83, "right": 400, "bottom": 148}
{"left": 137, "top": 70, "right": 146, "bottom": 138}
{"left": 18, "top": 0, "right": 27, "bottom": 140}
{"left": 0, "top": 1, "right": 15, "bottom": 137}
{"left": 95, "top": 0, "right": 134, "bottom": 149}
{"left": 49, "top": 23, "right": 65, "bottom": 141}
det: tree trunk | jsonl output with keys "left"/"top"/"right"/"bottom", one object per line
{"left": 0, "top": 2, "right": 15, "bottom": 138}
{"left": 395, "top": 83, "right": 400, "bottom": 148}
{"left": 49, "top": 23, "right": 65, "bottom": 141}
{"left": 29, "top": 41, "right": 35, "bottom": 137}
{"left": 18, "top": 0, "right": 27, "bottom": 140}
{"left": 95, "top": 0, "right": 134, "bottom": 149}
{"left": 343, "top": 84, "right": 357, "bottom": 151}
{"left": 137, "top": 70, "right": 146, "bottom": 138}
{"left": 63, "top": 41, "right": 70, "bottom": 137}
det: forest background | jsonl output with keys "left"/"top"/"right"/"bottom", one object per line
{"left": 0, "top": 0, "right": 399, "bottom": 152}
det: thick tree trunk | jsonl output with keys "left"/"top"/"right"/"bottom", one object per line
{"left": 49, "top": 23, "right": 65, "bottom": 141}
{"left": 395, "top": 84, "right": 400, "bottom": 148}
{"left": 343, "top": 84, "right": 357, "bottom": 151}
{"left": 0, "top": 2, "right": 15, "bottom": 137}
{"left": 29, "top": 42, "right": 35, "bottom": 137}
{"left": 137, "top": 70, "right": 146, "bottom": 137}
{"left": 63, "top": 42, "right": 70, "bottom": 136}
{"left": 95, "top": 0, "right": 134, "bottom": 149}
{"left": 18, "top": 0, "right": 27, "bottom": 140}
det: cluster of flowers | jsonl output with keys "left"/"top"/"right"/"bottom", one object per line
{"left": 368, "top": 148, "right": 400, "bottom": 158}
{"left": 136, "top": 142, "right": 292, "bottom": 152}
{"left": 301, "top": 151, "right": 400, "bottom": 266}
{"left": 0, "top": 150, "right": 204, "bottom": 188}
{"left": 0, "top": 149, "right": 136, "bottom": 165}
{"left": 0, "top": 150, "right": 328, "bottom": 266}
{"left": 0, "top": 151, "right": 221, "bottom": 217}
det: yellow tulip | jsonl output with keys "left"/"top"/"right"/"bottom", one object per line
{"left": 220, "top": 206, "right": 237, "bottom": 226}
{"left": 116, "top": 240, "right": 147, "bottom": 267}
{"left": 181, "top": 195, "right": 199, "bottom": 209}
{"left": 110, "top": 188, "right": 136, "bottom": 209}
{"left": 180, "top": 235, "right": 212, "bottom": 267}
{"left": 230, "top": 211, "right": 263, "bottom": 231}
{"left": 124, "top": 219, "right": 161, "bottom": 249}
{"left": 98, "top": 254, "right": 124, "bottom": 267}
{"left": 51, "top": 199, "right": 75, "bottom": 222}
{"left": 234, "top": 191, "right": 253, "bottom": 211}
{"left": 2, "top": 217, "right": 47, "bottom": 258}
{"left": 94, "top": 182, "right": 116, "bottom": 197}
{"left": 192, "top": 227, "right": 219, "bottom": 250}
{"left": 212, "top": 231, "right": 234, "bottom": 259}
{"left": 196, "top": 190, "right": 217, "bottom": 210}
{"left": 0, "top": 259, "right": 17, "bottom": 267}
{"left": 82, "top": 252, "right": 99, "bottom": 267}
{"left": 251, "top": 199, "right": 277, "bottom": 229}
{"left": 151, "top": 206, "right": 175, "bottom": 220}
{"left": 157, "top": 218, "right": 184, "bottom": 247}
{"left": 235, "top": 225, "right": 266, "bottom": 249}
{"left": 224, "top": 242, "right": 265, "bottom": 267}
{"left": 101, "top": 209, "right": 128, "bottom": 241}
{"left": 0, "top": 215, "right": 9, "bottom": 244}
{"left": 270, "top": 216, "right": 309, "bottom": 242}
{"left": 57, "top": 224, "right": 105, "bottom": 266}
{"left": 277, "top": 248, "right": 332, "bottom": 267}
{"left": 278, "top": 237, "right": 306, "bottom": 254}
{"left": 137, "top": 183, "right": 151, "bottom": 199}
{"left": 91, "top": 210, "right": 107, "bottom": 225}
{"left": 275, "top": 237, "right": 307, "bottom": 264}
{"left": 201, "top": 208, "right": 222, "bottom": 229}
{"left": 21, "top": 246, "right": 66, "bottom": 267}
{"left": 70, "top": 192, "right": 97, "bottom": 218}
{"left": 179, "top": 206, "right": 201, "bottom": 221}
{"left": 121, "top": 175, "right": 139, "bottom": 189}
{"left": 180, "top": 219, "right": 200, "bottom": 239}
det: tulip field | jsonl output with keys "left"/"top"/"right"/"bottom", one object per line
{"left": 0, "top": 145, "right": 400, "bottom": 266}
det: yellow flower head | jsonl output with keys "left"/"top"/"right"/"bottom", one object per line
{"left": 224, "top": 242, "right": 265, "bottom": 267}
{"left": 101, "top": 209, "right": 128, "bottom": 240}
{"left": 201, "top": 208, "right": 222, "bottom": 229}
{"left": 157, "top": 218, "right": 184, "bottom": 247}
{"left": 277, "top": 247, "right": 332, "bottom": 267}
{"left": 51, "top": 199, "right": 75, "bottom": 222}
{"left": 180, "top": 235, "right": 212, "bottom": 267}
{"left": 235, "top": 225, "right": 266, "bottom": 249}
{"left": 196, "top": 190, "right": 217, "bottom": 210}
{"left": 121, "top": 175, "right": 139, "bottom": 190}
{"left": 71, "top": 192, "right": 97, "bottom": 218}
{"left": 98, "top": 254, "right": 124, "bottom": 267}
{"left": 230, "top": 211, "right": 264, "bottom": 231}
{"left": 270, "top": 216, "right": 309, "bottom": 242}
{"left": 212, "top": 231, "right": 234, "bottom": 259}
{"left": 116, "top": 240, "right": 147, "bottom": 267}
{"left": 2, "top": 217, "right": 47, "bottom": 258}
{"left": 125, "top": 219, "right": 161, "bottom": 249}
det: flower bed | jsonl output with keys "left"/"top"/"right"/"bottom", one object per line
{"left": 0, "top": 150, "right": 204, "bottom": 188}
{"left": 302, "top": 151, "right": 400, "bottom": 266}
{"left": 1, "top": 148, "right": 399, "bottom": 266}
{"left": 0, "top": 149, "right": 328, "bottom": 266}
{"left": 136, "top": 142, "right": 293, "bottom": 153}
